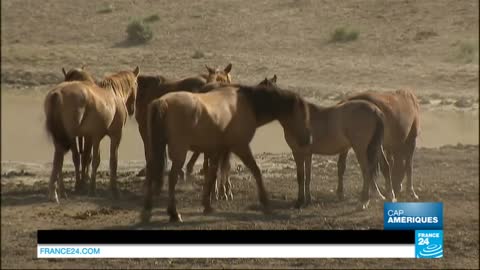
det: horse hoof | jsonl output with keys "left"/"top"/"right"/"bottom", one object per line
{"left": 263, "top": 206, "right": 273, "bottom": 215}
{"left": 294, "top": 201, "right": 305, "bottom": 209}
{"left": 357, "top": 201, "right": 370, "bottom": 211}
{"left": 203, "top": 207, "right": 215, "bottom": 215}
{"left": 137, "top": 168, "right": 146, "bottom": 177}
{"left": 140, "top": 210, "right": 152, "bottom": 224}
{"left": 228, "top": 193, "right": 234, "bottom": 201}
{"left": 49, "top": 192, "right": 59, "bottom": 204}
{"left": 169, "top": 214, "right": 183, "bottom": 223}
{"left": 409, "top": 192, "right": 419, "bottom": 201}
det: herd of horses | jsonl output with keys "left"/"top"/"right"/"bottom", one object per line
{"left": 43, "top": 63, "right": 420, "bottom": 223}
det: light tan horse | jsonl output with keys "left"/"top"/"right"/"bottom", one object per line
{"left": 142, "top": 82, "right": 312, "bottom": 222}
{"left": 338, "top": 90, "right": 421, "bottom": 200}
{"left": 44, "top": 67, "right": 140, "bottom": 203}
{"left": 61, "top": 66, "right": 97, "bottom": 193}
{"left": 135, "top": 63, "right": 233, "bottom": 180}
{"left": 260, "top": 76, "right": 392, "bottom": 210}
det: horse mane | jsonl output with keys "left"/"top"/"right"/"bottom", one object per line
{"left": 237, "top": 84, "right": 309, "bottom": 122}
{"left": 395, "top": 89, "right": 420, "bottom": 110}
{"left": 64, "top": 69, "right": 97, "bottom": 84}
{"left": 99, "top": 71, "right": 136, "bottom": 97}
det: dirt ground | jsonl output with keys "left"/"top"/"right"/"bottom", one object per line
{"left": 1, "top": 0, "right": 479, "bottom": 269}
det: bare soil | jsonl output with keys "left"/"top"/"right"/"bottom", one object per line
{"left": 1, "top": 0, "right": 479, "bottom": 269}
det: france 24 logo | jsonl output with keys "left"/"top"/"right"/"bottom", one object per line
{"left": 415, "top": 230, "right": 443, "bottom": 258}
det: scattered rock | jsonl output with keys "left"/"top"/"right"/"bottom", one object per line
{"left": 454, "top": 98, "right": 473, "bottom": 108}
{"left": 418, "top": 96, "right": 431, "bottom": 105}
{"left": 440, "top": 98, "right": 454, "bottom": 105}
{"left": 1, "top": 169, "right": 34, "bottom": 178}
{"left": 71, "top": 207, "right": 115, "bottom": 220}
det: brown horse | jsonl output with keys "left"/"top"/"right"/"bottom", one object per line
{"left": 61, "top": 66, "right": 97, "bottom": 193}
{"left": 142, "top": 81, "right": 312, "bottom": 222}
{"left": 338, "top": 90, "right": 421, "bottom": 200}
{"left": 44, "top": 67, "right": 140, "bottom": 203}
{"left": 135, "top": 63, "right": 232, "bottom": 179}
{"left": 260, "top": 76, "right": 392, "bottom": 209}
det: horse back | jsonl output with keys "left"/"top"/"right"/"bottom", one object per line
{"left": 346, "top": 90, "right": 420, "bottom": 145}
{"left": 159, "top": 88, "right": 256, "bottom": 149}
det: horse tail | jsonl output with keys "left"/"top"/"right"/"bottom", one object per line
{"left": 367, "top": 109, "right": 385, "bottom": 181}
{"left": 45, "top": 91, "right": 71, "bottom": 152}
{"left": 146, "top": 100, "right": 168, "bottom": 194}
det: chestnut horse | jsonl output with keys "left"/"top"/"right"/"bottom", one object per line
{"left": 61, "top": 66, "right": 97, "bottom": 193}
{"left": 260, "top": 75, "right": 391, "bottom": 209}
{"left": 338, "top": 90, "right": 421, "bottom": 200}
{"left": 135, "top": 64, "right": 233, "bottom": 181}
{"left": 44, "top": 67, "right": 139, "bottom": 203}
{"left": 142, "top": 82, "right": 311, "bottom": 222}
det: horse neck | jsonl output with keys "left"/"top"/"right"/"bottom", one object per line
{"left": 100, "top": 79, "right": 130, "bottom": 103}
{"left": 242, "top": 87, "right": 296, "bottom": 127}
{"left": 308, "top": 102, "right": 332, "bottom": 120}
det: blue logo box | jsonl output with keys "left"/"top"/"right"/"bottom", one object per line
{"left": 384, "top": 202, "right": 443, "bottom": 230}
{"left": 415, "top": 230, "right": 443, "bottom": 258}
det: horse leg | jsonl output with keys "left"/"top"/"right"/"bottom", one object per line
{"left": 72, "top": 138, "right": 82, "bottom": 194}
{"left": 292, "top": 151, "right": 306, "bottom": 208}
{"left": 215, "top": 159, "right": 224, "bottom": 201}
{"left": 167, "top": 158, "right": 185, "bottom": 222}
{"left": 222, "top": 152, "right": 233, "bottom": 201}
{"left": 379, "top": 146, "right": 395, "bottom": 202}
{"left": 201, "top": 154, "right": 209, "bottom": 178}
{"left": 80, "top": 137, "right": 92, "bottom": 194}
{"left": 217, "top": 151, "right": 232, "bottom": 201}
{"left": 109, "top": 134, "right": 121, "bottom": 200}
{"left": 352, "top": 147, "right": 372, "bottom": 210}
{"left": 48, "top": 147, "right": 63, "bottom": 203}
{"left": 233, "top": 146, "right": 270, "bottom": 212}
{"left": 203, "top": 153, "right": 220, "bottom": 213}
{"left": 405, "top": 137, "right": 419, "bottom": 200}
{"left": 391, "top": 152, "right": 405, "bottom": 196}
{"left": 305, "top": 153, "right": 313, "bottom": 205}
{"left": 337, "top": 150, "right": 348, "bottom": 200}
{"left": 89, "top": 138, "right": 101, "bottom": 197}
{"left": 186, "top": 151, "right": 201, "bottom": 176}
{"left": 56, "top": 149, "right": 67, "bottom": 199}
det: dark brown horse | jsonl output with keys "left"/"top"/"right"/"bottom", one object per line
{"left": 260, "top": 75, "right": 391, "bottom": 209}
{"left": 135, "top": 63, "right": 233, "bottom": 181}
{"left": 142, "top": 82, "right": 312, "bottom": 223}
{"left": 45, "top": 67, "right": 139, "bottom": 202}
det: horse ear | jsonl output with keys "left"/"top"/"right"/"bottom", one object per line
{"left": 205, "top": 65, "right": 215, "bottom": 74}
{"left": 272, "top": 74, "right": 277, "bottom": 83}
{"left": 81, "top": 65, "right": 86, "bottom": 70}
{"left": 62, "top": 68, "right": 67, "bottom": 78}
{"left": 224, "top": 63, "right": 232, "bottom": 74}
{"left": 133, "top": 66, "right": 140, "bottom": 77}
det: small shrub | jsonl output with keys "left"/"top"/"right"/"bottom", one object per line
{"left": 97, "top": 3, "right": 114, "bottom": 14}
{"left": 330, "top": 27, "right": 359, "bottom": 43}
{"left": 126, "top": 20, "right": 153, "bottom": 44}
{"left": 192, "top": 50, "right": 205, "bottom": 59}
{"left": 413, "top": 30, "right": 438, "bottom": 41}
{"left": 456, "top": 41, "right": 478, "bottom": 64}
{"left": 144, "top": 14, "right": 160, "bottom": 23}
